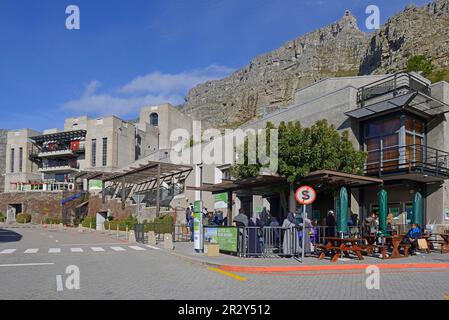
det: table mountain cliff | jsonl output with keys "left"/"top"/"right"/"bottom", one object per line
{"left": 182, "top": 0, "right": 449, "bottom": 128}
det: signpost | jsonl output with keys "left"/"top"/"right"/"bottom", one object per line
{"left": 193, "top": 200, "right": 203, "bottom": 252}
{"left": 132, "top": 194, "right": 146, "bottom": 222}
{"left": 295, "top": 186, "right": 317, "bottom": 261}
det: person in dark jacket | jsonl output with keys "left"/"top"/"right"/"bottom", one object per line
{"left": 406, "top": 224, "right": 423, "bottom": 255}
{"left": 325, "top": 210, "right": 337, "bottom": 237}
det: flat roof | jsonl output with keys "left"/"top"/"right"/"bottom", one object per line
{"left": 77, "top": 161, "right": 193, "bottom": 185}
{"left": 188, "top": 170, "right": 383, "bottom": 194}
{"left": 30, "top": 130, "right": 87, "bottom": 143}
{"left": 346, "top": 92, "right": 449, "bottom": 120}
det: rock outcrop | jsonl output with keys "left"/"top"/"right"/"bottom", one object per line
{"left": 360, "top": 0, "right": 449, "bottom": 75}
{"left": 183, "top": 11, "right": 370, "bottom": 128}
{"left": 182, "top": 0, "right": 449, "bottom": 128}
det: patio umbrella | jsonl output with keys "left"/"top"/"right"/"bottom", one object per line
{"left": 378, "top": 189, "right": 388, "bottom": 235}
{"left": 412, "top": 192, "right": 423, "bottom": 226}
{"left": 337, "top": 187, "right": 348, "bottom": 235}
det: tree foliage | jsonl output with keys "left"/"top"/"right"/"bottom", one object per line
{"left": 406, "top": 55, "right": 433, "bottom": 77}
{"left": 230, "top": 120, "right": 367, "bottom": 183}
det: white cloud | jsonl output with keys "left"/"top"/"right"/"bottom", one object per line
{"left": 61, "top": 64, "right": 234, "bottom": 117}
{"left": 119, "top": 64, "right": 235, "bottom": 95}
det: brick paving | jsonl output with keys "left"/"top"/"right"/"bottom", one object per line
{"left": 1, "top": 225, "right": 448, "bottom": 300}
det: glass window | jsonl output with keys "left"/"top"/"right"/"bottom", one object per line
{"left": 19, "top": 148, "right": 23, "bottom": 172}
{"left": 10, "top": 148, "right": 15, "bottom": 173}
{"left": 91, "top": 139, "right": 97, "bottom": 167}
{"left": 102, "top": 138, "right": 107, "bottom": 167}
{"left": 150, "top": 113, "right": 159, "bottom": 127}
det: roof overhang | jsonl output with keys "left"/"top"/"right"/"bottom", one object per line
{"left": 30, "top": 130, "right": 87, "bottom": 144}
{"left": 346, "top": 92, "right": 449, "bottom": 120}
{"left": 188, "top": 170, "right": 383, "bottom": 195}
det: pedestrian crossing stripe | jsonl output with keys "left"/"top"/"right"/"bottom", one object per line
{"left": 110, "top": 247, "right": 126, "bottom": 251}
{"left": 24, "top": 249, "right": 39, "bottom": 254}
{"left": 0, "top": 246, "right": 149, "bottom": 255}
{"left": 0, "top": 249, "right": 17, "bottom": 254}
{"left": 129, "top": 246, "right": 146, "bottom": 251}
{"left": 91, "top": 247, "right": 105, "bottom": 252}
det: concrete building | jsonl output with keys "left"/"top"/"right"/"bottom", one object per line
{"left": 0, "top": 130, "right": 7, "bottom": 193}
{"left": 234, "top": 72, "right": 449, "bottom": 226}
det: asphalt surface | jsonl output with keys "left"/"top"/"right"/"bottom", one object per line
{"left": 1, "top": 226, "right": 449, "bottom": 300}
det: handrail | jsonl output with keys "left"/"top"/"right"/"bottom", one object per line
{"left": 365, "top": 144, "right": 449, "bottom": 176}
{"left": 357, "top": 72, "right": 431, "bottom": 106}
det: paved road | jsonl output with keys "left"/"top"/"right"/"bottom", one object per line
{"left": 1, "top": 226, "right": 449, "bottom": 300}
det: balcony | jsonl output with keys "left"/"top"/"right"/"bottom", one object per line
{"left": 357, "top": 72, "right": 431, "bottom": 106}
{"left": 346, "top": 72, "right": 449, "bottom": 120}
{"left": 30, "top": 144, "right": 85, "bottom": 159}
{"left": 38, "top": 161, "right": 80, "bottom": 174}
{"left": 365, "top": 144, "right": 449, "bottom": 182}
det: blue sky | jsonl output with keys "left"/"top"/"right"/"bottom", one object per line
{"left": 0, "top": 0, "right": 430, "bottom": 131}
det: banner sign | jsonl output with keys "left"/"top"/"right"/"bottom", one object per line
{"left": 89, "top": 180, "right": 103, "bottom": 190}
{"left": 214, "top": 192, "right": 228, "bottom": 209}
{"left": 193, "top": 200, "right": 203, "bottom": 251}
{"left": 217, "top": 227, "right": 238, "bottom": 253}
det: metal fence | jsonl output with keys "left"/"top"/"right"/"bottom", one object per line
{"left": 236, "top": 224, "right": 415, "bottom": 258}
{"left": 132, "top": 223, "right": 191, "bottom": 244}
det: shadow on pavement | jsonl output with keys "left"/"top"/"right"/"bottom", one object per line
{"left": 0, "top": 228, "right": 23, "bottom": 243}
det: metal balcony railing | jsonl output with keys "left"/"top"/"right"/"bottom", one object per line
{"left": 365, "top": 144, "right": 449, "bottom": 178}
{"left": 39, "top": 160, "right": 79, "bottom": 170}
{"left": 357, "top": 72, "right": 432, "bottom": 107}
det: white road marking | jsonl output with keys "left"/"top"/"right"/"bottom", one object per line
{"left": 91, "top": 247, "right": 105, "bottom": 252}
{"left": 48, "top": 248, "right": 61, "bottom": 254}
{"left": 70, "top": 248, "right": 83, "bottom": 253}
{"left": 0, "top": 263, "right": 54, "bottom": 267}
{"left": 129, "top": 246, "right": 146, "bottom": 251}
{"left": 110, "top": 246, "right": 126, "bottom": 251}
{"left": 145, "top": 245, "right": 161, "bottom": 250}
{"left": 24, "top": 249, "right": 39, "bottom": 254}
{"left": 0, "top": 249, "right": 17, "bottom": 254}
{"left": 59, "top": 242, "right": 123, "bottom": 246}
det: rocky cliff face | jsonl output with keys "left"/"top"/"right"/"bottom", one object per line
{"left": 360, "top": 0, "right": 449, "bottom": 75}
{"left": 182, "top": 0, "right": 449, "bottom": 128}
{"left": 183, "top": 11, "right": 370, "bottom": 128}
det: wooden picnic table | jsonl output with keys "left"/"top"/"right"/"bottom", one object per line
{"left": 427, "top": 233, "right": 449, "bottom": 253}
{"left": 383, "top": 236, "right": 410, "bottom": 259}
{"left": 317, "top": 237, "right": 364, "bottom": 263}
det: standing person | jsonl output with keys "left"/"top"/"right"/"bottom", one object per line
{"left": 386, "top": 213, "right": 394, "bottom": 236}
{"left": 282, "top": 212, "right": 299, "bottom": 256}
{"left": 188, "top": 211, "right": 194, "bottom": 242}
{"left": 185, "top": 205, "right": 191, "bottom": 224}
{"left": 325, "top": 210, "right": 337, "bottom": 238}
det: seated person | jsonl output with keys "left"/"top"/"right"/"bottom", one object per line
{"left": 406, "top": 223, "right": 423, "bottom": 255}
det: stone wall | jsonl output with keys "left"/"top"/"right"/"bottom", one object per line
{"left": 0, "top": 192, "right": 63, "bottom": 223}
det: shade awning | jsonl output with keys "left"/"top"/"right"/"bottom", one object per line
{"left": 30, "top": 130, "right": 87, "bottom": 143}
{"left": 346, "top": 92, "right": 449, "bottom": 120}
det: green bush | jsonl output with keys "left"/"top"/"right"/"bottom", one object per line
{"left": 0, "top": 212, "right": 4, "bottom": 222}
{"left": 16, "top": 213, "right": 32, "bottom": 224}
{"left": 145, "top": 215, "right": 174, "bottom": 234}
{"left": 406, "top": 55, "right": 434, "bottom": 77}
{"left": 81, "top": 216, "right": 96, "bottom": 228}
{"left": 104, "top": 215, "right": 137, "bottom": 231}
{"left": 45, "top": 217, "right": 62, "bottom": 224}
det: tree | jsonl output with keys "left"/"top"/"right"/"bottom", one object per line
{"left": 406, "top": 55, "right": 433, "bottom": 77}
{"left": 230, "top": 119, "right": 367, "bottom": 183}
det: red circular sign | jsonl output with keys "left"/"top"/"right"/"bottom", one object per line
{"left": 295, "top": 186, "right": 316, "bottom": 205}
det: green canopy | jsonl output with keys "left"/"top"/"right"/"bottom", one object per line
{"left": 413, "top": 192, "right": 423, "bottom": 226}
{"left": 337, "top": 187, "right": 348, "bottom": 235}
{"left": 378, "top": 189, "right": 388, "bottom": 235}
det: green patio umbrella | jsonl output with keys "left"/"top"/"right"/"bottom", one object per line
{"left": 378, "top": 189, "right": 388, "bottom": 235}
{"left": 337, "top": 187, "right": 348, "bottom": 235}
{"left": 413, "top": 192, "right": 423, "bottom": 226}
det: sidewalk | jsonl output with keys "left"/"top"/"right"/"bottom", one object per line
{"left": 150, "top": 241, "right": 449, "bottom": 272}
